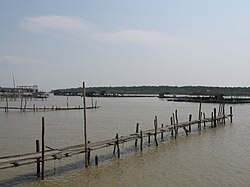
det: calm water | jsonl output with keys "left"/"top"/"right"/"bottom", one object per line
{"left": 0, "top": 96, "right": 250, "bottom": 186}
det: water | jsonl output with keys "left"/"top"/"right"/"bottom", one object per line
{"left": 0, "top": 96, "right": 250, "bottom": 186}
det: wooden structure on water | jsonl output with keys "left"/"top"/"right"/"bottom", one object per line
{"left": 0, "top": 105, "right": 99, "bottom": 112}
{"left": 0, "top": 85, "right": 49, "bottom": 101}
{"left": 0, "top": 102, "right": 233, "bottom": 181}
{"left": 160, "top": 94, "right": 250, "bottom": 104}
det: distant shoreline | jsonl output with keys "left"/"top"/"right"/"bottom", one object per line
{"left": 52, "top": 85, "right": 250, "bottom": 96}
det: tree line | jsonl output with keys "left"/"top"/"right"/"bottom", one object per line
{"left": 52, "top": 85, "right": 250, "bottom": 96}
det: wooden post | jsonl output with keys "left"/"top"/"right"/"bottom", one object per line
{"left": 67, "top": 96, "right": 69, "bottom": 109}
{"left": 211, "top": 112, "right": 214, "bottom": 128}
{"left": 95, "top": 100, "right": 97, "bottom": 108}
{"left": 198, "top": 102, "right": 202, "bottom": 130}
{"left": 203, "top": 113, "right": 206, "bottom": 128}
{"left": 140, "top": 130, "right": 143, "bottom": 151}
{"left": 189, "top": 114, "right": 192, "bottom": 132}
{"left": 91, "top": 97, "right": 94, "bottom": 108}
{"left": 33, "top": 104, "right": 35, "bottom": 112}
{"left": 170, "top": 117, "right": 174, "bottom": 137}
{"left": 95, "top": 155, "right": 98, "bottom": 165}
{"left": 135, "top": 123, "right": 139, "bottom": 147}
{"left": 230, "top": 106, "right": 233, "bottom": 123}
{"left": 116, "top": 133, "right": 120, "bottom": 158}
{"left": 20, "top": 96, "right": 23, "bottom": 112}
{"left": 24, "top": 96, "right": 27, "bottom": 111}
{"left": 87, "top": 149, "right": 91, "bottom": 164}
{"left": 41, "top": 117, "right": 45, "bottom": 180}
{"left": 148, "top": 133, "right": 151, "bottom": 144}
{"left": 223, "top": 103, "right": 225, "bottom": 124}
{"left": 36, "top": 140, "right": 40, "bottom": 179}
{"left": 214, "top": 108, "right": 217, "bottom": 127}
{"left": 154, "top": 116, "right": 158, "bottom": 146}
{"left": 83, "top": 82, "right": 88, "bottom": 167}
{"left": 161, "top": 124, "right": 164, "bottom": 140}
{"left": 175, "top": 110, "right": 178, "bottom": 124}
{"left": 5, "top": 96, "right": 9, "bottom": 113}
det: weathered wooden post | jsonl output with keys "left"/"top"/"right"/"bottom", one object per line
{"left": 230, "top": 106, "right": 233, "bottom": 123}
{"left": 116, "top": 133, "right": 120, "bottom": 158}
{"left": 33, "top": 104, "right": 35, "bottom": 112}
{"left": 95, "top": 155, "right": 98, "bottom": 165}
{"left": 140, "top": 130, "right": 143, "bottom": 151}
{"left": 148, "top": 133, "right": 151, "bottom": 144}
{"left": 175, "top": 110, "right": 178, "bottom": 124}
{"left": 135, "top": 123, "right": 139, "bottom": 147}
{"left": 198, "top": 102, "right": 202, "bottom": 130}
{"left": 223, "top": 104, "right": 225, "bottom": 124}
{"left": 161, "top": 124, "right": 164, "bottom": 140}
{"left": 83, "top": 82, "right": 88, "bottom": 168}
{"left": 5, "top": 96, "right": 9, "bottom": 113}
{"left": 211, "top": 112, "right": 214, "bottom": 128}
{"left": 172, "top": 113, "right": 177, "bottom": 138}
{"left": 20, "top": 96, "right": 23, "bottom": 112}
{"left": 36, "top": 140, "right": 40, "bottom": 179}
{"left": 214, "top": 108, "right": 217, "bottom": 127}
{"left": 154, "top": 116, "right": 158, "bottom": 146}
{"left": 41, "top": 117, "right": 45, "bottom": 180}
{"left": 67, "top": 96, "right": 69, "bottom": 109}
{"left": 170, "top": 117, "right": 174, "bottom": 137}
{"left": 203, "top": 113, "right": 206, "bottom": 128}
{"left": 189, "top": 114, "right": 192, "bottom": 132}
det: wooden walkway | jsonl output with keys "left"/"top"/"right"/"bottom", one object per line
{"left": 0, "top": 106, "right": 99, "bottom": 112}
{"left": 0, "top": 113, "right": 232, "bottom": 170}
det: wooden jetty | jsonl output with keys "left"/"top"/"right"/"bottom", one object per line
{"left": 164, "top": 94, "right": 250, "bottom": 104}
{"left": 0, "top": 105, "right": 99, "bottom": 112}
{"left": 0, "top": 104, "right": 233, "bottom": 180}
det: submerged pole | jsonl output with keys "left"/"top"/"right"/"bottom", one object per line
{"left": 36, "top": 140, "right": 40, "bottom": 179}
{"left": 83, "top": 82, "right": 88, "bottom": 167}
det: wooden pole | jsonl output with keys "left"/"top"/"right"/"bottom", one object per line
{"left": 148, "top": 133, "right": 151, "bottom": 144}
{"left": 211, "top": 112, "right": 214, "bottom": 128}
{"left": 95, "top": 155, "right": 98, "bottom": 165}
{"left": 140, "top": 130, "right": 143, "bottom": 151}
{"left": 170, "top": 117, "right": 174, "bottom": 137}
{"left": 6, "top": 96, "right": 9, "bottom": 113}
{"left": 116, "top": 133, "right": 120, "bottom": 158}
{"left": 154, "top": 116, "right": 158, "bottom": 146}
{"left": 189, "top": 114, "right": 192, "bottom": 132}
{"left": 175, "top": 110, "right": 178, "bottom": 124}
{"left": 83, "top": 82, "right": 88, "bottom": 167}
{"left": 67, "top": 96, "right": 69, "bottom": 109}
{"left": 41, "top": 117, "right": 45, "bottom": 180}
{"left": 198, "top": 102, "right": 202, "bottom": 130}
{"left": 230, "top": 106, "right": 233, "bottom": 123}
{"left": 161, "top": 124, "right": 164, "bottom": 140}
{"left": 203, "top": 113, "right": 206, "bottom": 128}
{"left": 36, "top": 140, "right": 40, "bottom": 179}
{"left": 135, "top": 123, "right": 139, "bottom": 147}
{"left": 224, "top": 103, "right": 226, "bottom": 124}
{"left": 214, "top": 108, "right": 217, "bottom": 127}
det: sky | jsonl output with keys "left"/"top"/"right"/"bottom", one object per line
{"left": 1, "top": 0, "right": 250, "bottom": 91}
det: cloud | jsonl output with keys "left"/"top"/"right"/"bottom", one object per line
{"left": 0, "top": 55, "right": 41, "bottom": 65}
{"left": 20, "top": 15, "right": 182, "bottom": 45}
{"left": 19, "top": 15, "right": 93, "bottom": 33}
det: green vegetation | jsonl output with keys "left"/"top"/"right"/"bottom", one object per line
{"left": 52, "top": 85, "right": 250, "bottom": 96}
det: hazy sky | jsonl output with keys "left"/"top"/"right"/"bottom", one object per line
{"left": 1, "top": 1, "right": 250, "bottom": 90}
